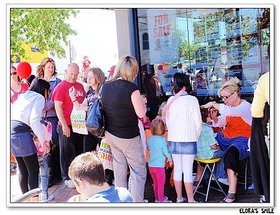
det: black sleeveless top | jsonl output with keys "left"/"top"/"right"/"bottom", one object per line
{"left": 102, "top": 79, "right": 140, "bottom": 138}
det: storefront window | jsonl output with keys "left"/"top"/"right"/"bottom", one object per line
{"left": 142, "top": 33, "right": 150, "bottom": 50}
{"left": 137, "top": 8, "right": 270, "bottom": 107}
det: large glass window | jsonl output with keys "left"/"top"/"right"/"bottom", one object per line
{"left": 137, "top": 8, "right": 270, "bottom": 105}
{"left": 142, "top": 33, "right": 150, "bottom": 50}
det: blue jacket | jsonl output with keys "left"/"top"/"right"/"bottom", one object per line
{"left": 148, "top": 135, "right": 172, "bottom": 167}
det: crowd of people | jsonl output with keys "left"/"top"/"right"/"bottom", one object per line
{"left": 10, "top": 54, "right": 270, "bottom": 204}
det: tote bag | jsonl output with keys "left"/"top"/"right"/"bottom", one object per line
{"left": 86, "top": 93, "right": 105, "bottom": 138}
{"left": 70, "top": 108, "right": 88, "bottom": 135}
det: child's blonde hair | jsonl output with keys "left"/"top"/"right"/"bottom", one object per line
{"left": 158, "top": 101, "right": 167, "bottom": 118}
{"left": 151, "top": 118, "right": 165, "bottom": 136}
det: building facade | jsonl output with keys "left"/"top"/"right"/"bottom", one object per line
{"left": 115, "top": 7, "right": 270, "bottom": 111}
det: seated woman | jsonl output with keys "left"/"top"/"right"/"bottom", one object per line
{"left": 201, "top": 77, "right": 252, "bottom": 203}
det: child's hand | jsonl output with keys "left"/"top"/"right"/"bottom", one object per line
{"left": 41, "top": 141, "right": 51, "bottom": 155}
{"left": 168, "top": 160, "right": 173, "bottom": 166}
{"left": 211, "top": 144, "right": 220, "bottom": 150}
{"left": 33, "top": 135, "right": 38, "bottom": 142}
{"left": 166, "top": 160, "right": 173, "bottom": 168}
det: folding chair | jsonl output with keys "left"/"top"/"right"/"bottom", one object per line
{"left": 239, "top": 156, "right": 252, "bottom": 190}
{"left": 193, "top": 157, "right": 226, "bottom": 202}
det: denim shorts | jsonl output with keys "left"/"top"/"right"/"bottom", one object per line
{"left": 11, "top": 132, "right": 37, "bottom": 157}
{"left": 169, "top": 141, "right": 197, "bottom": 154}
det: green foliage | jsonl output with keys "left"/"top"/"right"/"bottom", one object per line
{"left": 10, "top": 8, "right": 79, "bottom": 59}
{"left": 179, "top": 40, "right": 200, "bottom": 61}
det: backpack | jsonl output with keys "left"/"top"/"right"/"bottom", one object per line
{"left": 86, "top": 91, "right": 105, "bottom": 138}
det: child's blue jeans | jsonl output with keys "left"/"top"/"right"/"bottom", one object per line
{"left": 39, "top": 155, "right": 49, "bottom": 195}
{"left": 212, "top": 150, "right": 227, "bottom": 179}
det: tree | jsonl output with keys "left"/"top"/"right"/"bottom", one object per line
{"left": 179, "top": 40, "right": 200, "bottom": 61}
{"left": 10, "top": 8, "right": 79, "bottom": 59}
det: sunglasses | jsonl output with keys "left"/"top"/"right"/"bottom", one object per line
{"left": 220, "top": 91, "right": 235, "bottom": 101}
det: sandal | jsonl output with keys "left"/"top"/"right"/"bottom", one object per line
{"left": 221, "top": 193, "right": 237, "bottom": 203}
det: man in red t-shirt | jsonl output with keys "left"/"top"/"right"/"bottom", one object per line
{"left": 52, "top": 63, "right": 86, "bottom": 188}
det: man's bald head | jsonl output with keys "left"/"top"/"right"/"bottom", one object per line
{"left": 65, "top": 63, "right": 80, "bottom": 83}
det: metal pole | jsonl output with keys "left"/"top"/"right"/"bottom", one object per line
{"left": 69, "top": 40, "right": 72, "bottom": 63}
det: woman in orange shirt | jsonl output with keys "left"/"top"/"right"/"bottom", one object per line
{"left": 202, "top": 77, "right": 252, "bottom": 203}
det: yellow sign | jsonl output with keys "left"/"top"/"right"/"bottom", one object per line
{"left": 21, "top": 43, "right": 48, "bottom": 63}
{"left": 11, "top": 55, "right": 20, "bottom": 63}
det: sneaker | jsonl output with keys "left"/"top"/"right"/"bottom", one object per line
{"left": 218, "top": 178, "right": 229, "bottom": 186}
{"left": 189, "top": 200, "right": 199, "bottom": 203}
{"left": 159, "top": 196, "right": 172, "bottom": 203}
{"left": 176, "top": 197, "right": 186, "bottom": 203}
{"left": 64, "top": 179, "right": 76, "bottom": 189}
{"left": 39, "top": 193, "right": 54, "bottom": 202}
{"left": 248, "top": 184, "right": 254, "bottom": 190}
{"left": 259, "top": 195, "right": 266, "bottom": 203}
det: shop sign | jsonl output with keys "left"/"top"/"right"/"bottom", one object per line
{"left": 147, "top": 9, "right": 179, "bottom": 64}
{"left": 157, "top": 68, "right": 178, "bottom": 95}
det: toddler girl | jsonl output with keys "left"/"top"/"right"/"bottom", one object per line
{"left": 147, "top": 118, "right": 172, "bottom": 203}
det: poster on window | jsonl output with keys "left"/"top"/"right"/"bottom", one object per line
{"left": 157, "top": 68, "right": 178, "bottom": 95}
{"left": 147, "top": 9, "right": 179, "bottom": 64}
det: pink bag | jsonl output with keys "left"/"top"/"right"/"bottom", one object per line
{"left": 33, "top": 121, "right": 52, "bottom": 156}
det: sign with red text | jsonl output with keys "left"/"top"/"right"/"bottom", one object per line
{"left": 147, "top": 9, "right": 179, "bottom": 64}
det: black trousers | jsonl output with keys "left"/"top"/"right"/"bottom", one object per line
{"left": 224, "top": 146, "right": 240, "bottom": 174}
{"left": 16, "top": 153, "right": 39, "bottom": 193}
{"left": 46, "top": 116, "right": 61, "bottom": 182}
{"left": 83, "top": 132, "right": 100, "bottom": 153}
{"left": 57, "top": 125, "right": 84, "bottom": 181}
{"left": 250, "top": 118, "right": 270, "bottom": 202}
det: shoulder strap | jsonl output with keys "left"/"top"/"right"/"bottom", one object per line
{"left": 166, "top": 86, "right": 186, "bottom": 118}
{"left": 97, "top": 85, "right": 103, "bottom": 99}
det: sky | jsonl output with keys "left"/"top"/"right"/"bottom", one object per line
{"left": 66, "top": 9, "right": 118, "bottom": 77}
{"left": 9, "top": 8, "right": 119, "bottom": 79}
{"left": 44, "top": 9, "right": 119, "bottom": 79}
